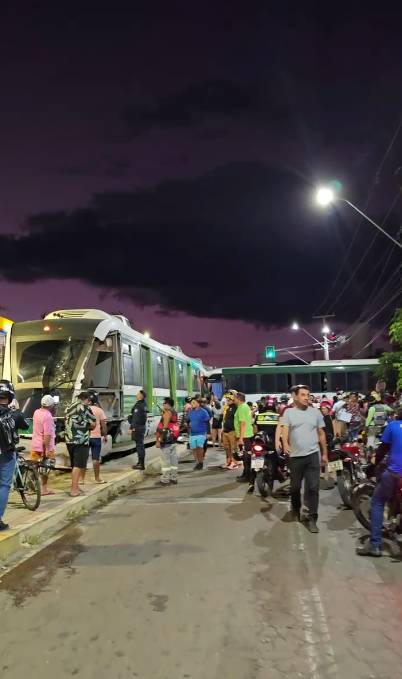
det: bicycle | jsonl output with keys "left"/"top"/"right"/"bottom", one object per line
{"left": 13, "top": 448, "right": 41, "bottom": 511}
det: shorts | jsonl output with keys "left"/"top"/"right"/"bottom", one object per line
{"left": 30, "top": 450, "right": 55, "bottom": 462}
{"left": 212, "top": 418, "right": 223, "bottom": 430}
{"left": 67, "top": 443, "right": 89, "bottom": 470}
{"left": 222, "top": 431, "right": 237, "bottom": 454}
{"left": 89, "top": 437, "right": 102, "bottom": 461}
{"left": 189, "top": 434, "right": 207, "bottom": 449}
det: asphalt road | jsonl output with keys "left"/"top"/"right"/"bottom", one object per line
{"left": 1, "top": 449, "right": 402, "bottom": 679}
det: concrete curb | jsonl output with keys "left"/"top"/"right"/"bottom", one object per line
{"left": 0, "top": 448, "right": 189, "bottom": 565}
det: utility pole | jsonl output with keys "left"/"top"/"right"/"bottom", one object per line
{"left": 312, "top": 314, "right": 336, "bottom": 361}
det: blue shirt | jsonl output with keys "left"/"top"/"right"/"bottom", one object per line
{"left": 188, "top": 408, "right": 210, "bottom": 435}
{"left": 381, "top": 420, "right": 402, "bottom": 474}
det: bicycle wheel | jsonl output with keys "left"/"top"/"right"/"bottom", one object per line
{"left": 18, "top": 464, "right": 41, "bottom": 511}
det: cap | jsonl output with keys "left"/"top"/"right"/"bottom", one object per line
{"left": 41, "top": 394, "right": 55, "bottom": 408}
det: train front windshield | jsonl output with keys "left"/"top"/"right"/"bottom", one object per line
{"left": 16, "top": 339, "right": 86, "bottom": 386}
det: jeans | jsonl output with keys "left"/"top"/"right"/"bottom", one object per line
{"left": 133, "top": 426, "right": 146, "bottom": 466}
{"left": 0, "top": 455, "right": 16, "bottom": 521}
{"left": 348, "top": 424, "right": 361, "bottom": 442}
{"left": 240, "top": 438, "right": 253, "bottom": 482}
{"left": 370, "top": 470, "right": 401, "bottom": 548}
{"left": 160, "top": 444, "right": 178, "bottom": 483}
{"left": 289, "top": 452, "right": 320, "bottom": 519}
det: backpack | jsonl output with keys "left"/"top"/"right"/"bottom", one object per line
{"left": 0, "top": 408, "right": 19, "bottom": 456}
{"left": 157, "top": 410, "right": 180, "bottom": 444}
{"left": 373, "top": 404, "right": 388, "bottom": 427}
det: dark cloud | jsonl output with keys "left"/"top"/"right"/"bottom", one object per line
{"left": 193, "top": 341, "right": 210, "bottom": 349}
{"left": 0, "top": 161, "right": 399, "bottom": 327}
{"left": 122, "top": 79, "right": 286, "bottom": 135}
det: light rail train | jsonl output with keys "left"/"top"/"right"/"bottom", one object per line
{"left": 2, "top": 309, "right": 206, "bottom": 465}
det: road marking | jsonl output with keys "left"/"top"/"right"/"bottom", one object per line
{"left": 296, "top": 525, "right": 339, "bottom": 678}
{"left": 128, "top": 497, "right": 246, "bottom": 505}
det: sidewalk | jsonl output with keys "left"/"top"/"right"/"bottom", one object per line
{"left": 0, "top": 442, "right": 191, "bottom": 565}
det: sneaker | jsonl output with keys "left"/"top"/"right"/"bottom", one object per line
{"left": 247, "top": 484, "right": 255, "bottom": 494}
{"left": 132, "top": 463, "right": 145, "bottom": 470}
{"left": 356, "top": 543, "right": 382, "bottom": 557}
{"left": 308, "top": 519, "right": 319, "bottom": 533}
{"left": 170, "top": 479, "right": 178, "bottom": 485}
{"left": 193, "top": 463, "right": 203, "bottom": 471}
{"left": 0, "top": 520, "right": 10, "bottom": 531}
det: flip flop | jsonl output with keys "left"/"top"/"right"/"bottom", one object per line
{"left": 41, "top": 490, "right": 55, "bottom": 496}
{"left": 95, "top": 480, "right": 107, "bottom": 484}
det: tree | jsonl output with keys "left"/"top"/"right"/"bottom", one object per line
{"left": 377, "top": 309, "right": 402, "bottom": 390}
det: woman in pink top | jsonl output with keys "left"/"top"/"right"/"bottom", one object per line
{"left": 31, "top": 395, "right": 56, "bottom": 496}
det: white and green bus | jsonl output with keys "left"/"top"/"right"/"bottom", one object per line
{"left": 2, "top": 309, "right": 206, "bottom": 465}
{"left": 206, "top": 359, "right": 381, "bottom": 402}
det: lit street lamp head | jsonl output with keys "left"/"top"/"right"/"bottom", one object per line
{"left": 316, "top": 186, "right": 335, "bottom": 207}
{"left": 291, "top": 322, "right": 299, "bottom": 331}
{"left": 322, "top": 325, "right": 330, "bottom": 334}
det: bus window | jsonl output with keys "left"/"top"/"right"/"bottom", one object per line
{"left": 260, "top": 374, "right": 276, "bottom": 393}
{"left": 347, "top": 371, "right": 364, "bottom": 393}
{"left": 226, "top": 374, "right": 244, "bottom": 392}
{"left": 328, "top": 370, "right": 346, "bottom": 393}
{"left": 176, "top": 361, "right": 187, "bottom": 390}
{"left": 244, "top": 374, "right": 257, "bottom": 394}
{"left": 276, "top": 373, "right": 290, "bottom": 392}
{"left": 152, "top": 352, "right": 170, "bottom": 389}
{"left": 310, "top": 373, "right": 322, "bottom": 393}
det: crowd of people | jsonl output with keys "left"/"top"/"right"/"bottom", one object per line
{"left": 1, "top": 376, "right": 401, "bottom": 552}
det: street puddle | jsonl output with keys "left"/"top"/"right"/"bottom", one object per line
{"left": 0, "top": 526, "right": 85, "bottom": 607}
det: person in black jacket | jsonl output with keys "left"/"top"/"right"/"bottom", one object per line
{"left": 0, "top": 380, "right": 29, "bottom": 531}
{"left": 129, "top": 390, "right": 148, "bottom": 470}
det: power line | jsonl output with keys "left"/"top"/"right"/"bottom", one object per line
{"left": 313, "top": 114, "right": 402, "bottom": 315}
{"left": 352, "top": 319, "right": 394, "bottom": 358}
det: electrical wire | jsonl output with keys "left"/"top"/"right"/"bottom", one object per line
{"left": 313, "top": 114, "right": 402, "bottom": 315}
{"left": 352, "top": 318, "right": 395, "bottom": 358}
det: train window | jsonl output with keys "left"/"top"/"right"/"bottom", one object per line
{"left": 152, "top": 352, "right": 170, "bottom": 389}
{"left": 176, "top": 361, "right": 187, "bottom": 390}
{"left": 131, "top": 343, "right": 141, "bottom": 385}
{"left": 192, "top": 369, "right": 200, "bottom": 391}
{"left": 123, "top": 353, "right": 135, "bottom": 385}
{"left": 92, "top": 352, "right": 113, "bottom": 388}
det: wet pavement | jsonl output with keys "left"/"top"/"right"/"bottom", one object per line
{"left": 1, "top": 449, "right": 402, "bottom": 679}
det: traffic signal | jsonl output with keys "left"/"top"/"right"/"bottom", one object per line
{"left": 265, "top": 345, "right": 276, "bottom": 360}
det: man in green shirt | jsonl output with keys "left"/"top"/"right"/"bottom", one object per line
{"left": 234, "top": 392, "right": 254, "bottom": 490}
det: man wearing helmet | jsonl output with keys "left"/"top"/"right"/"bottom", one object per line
{"left": 31, "top": 394, "right": 56, "bottom": 496}
{"left": 0, "top": 380, "right": 29, "bottom": 530}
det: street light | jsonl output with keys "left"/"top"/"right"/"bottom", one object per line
{"left": 143, "top": 331, "right": 150, "bottom": 339}
{"left": 315, "top": 186, "right": 402, "bottom": 250}
{"left": 291, "top": 321, "right": 330, "bottom": 361}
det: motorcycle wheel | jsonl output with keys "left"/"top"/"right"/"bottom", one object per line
{"left": 337, "top": 469, "right": 354, "bottom": 508}
{"left": 353, "top": 482, "right": 375, "bottom": 531}
{"left": 256, "top": 469, "right": 274, "bottom": 498}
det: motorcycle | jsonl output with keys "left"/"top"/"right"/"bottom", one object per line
{"left": 353, "top": 469, "right": 402, "bottom": 544}
{"left": 328, "top": 438, "right": 367, "bottom": 508}
{"left": 251, "top": 432, "right": 290, "bottom": 498}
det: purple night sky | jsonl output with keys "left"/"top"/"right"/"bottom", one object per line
{"left": 0, "top": 3, "right": 401, "bottom": 365}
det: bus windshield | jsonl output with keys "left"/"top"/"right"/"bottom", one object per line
{"left": 16, "top": 339, "right": 87, "bottom": 387}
